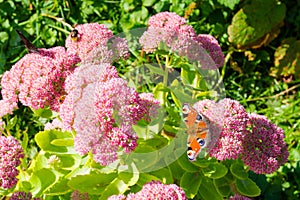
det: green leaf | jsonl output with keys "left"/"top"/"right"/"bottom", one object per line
{"left": 236, "top": 178, "right": 261, "bottom": 197}
{"left": 198, "top": 177, "right": 223, "bottom": 200}
{"left": 180, "top": 172, "right": 202, "bottom": 199}
{"left": 177, "top": 154, "right": 200, "bottom": 172}
{"left": 217, "top": 0, "right": 240, "bottom": 10}
{"left": 119, "top": 163, "right": 139, "bottom": 186}
{"left": 68, "top": 173, "right": 117, "bottom": 195}
{"left": 45, "top": 178, "right": 71, "bottom": 195}
{"left": 35, "top": 130, "right": 74, "bottom": 153}
{"left": 213, "top": 177, "right": 231, "bottom": 197}
{"left": 51, "top": 138, "right": 74, "bottom": 147}
{"left": 30, "top": 169, "right": 57, "bottom": 196}
{"left": 202, "top": 163, "right": 228, "bottom": 179}
{"left": 142, "top": 0, "right": 156, "bottom": 7}
{"left": 100, "top": 178, "right": 129, "bottom": 200}
{"left": 33, "top": 108, "right": 53, "bottom": 118}
{"left": 150, "top": 167, "right": 173, "bottom": 184}
{"left": 230, "top": 162, "right": 248, "bottom": 180}
{"left": 228, "top": 0, "right": 286, "bottom": 49}
{"left": 192, "top": 158, "right": 216, "bottom": 168}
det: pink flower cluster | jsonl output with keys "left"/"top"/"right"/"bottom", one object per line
{"left": 0, "top": 136, "right": 24, "bottom": 189}
{"left": 139, "top": 12, "right": 224, "bottom": 69}
{"left": 108, "top": 180, "right": 187, "bottom": 200}
{"left": 59, "top": 64, "right": 159, "bottom": 165}
{"left": 9, "top": 191, "right": 41, "bottom": 200}
{"left": 242, "top": 113, "right": 289, "bottom": 174}
{"left": 193, "top": 98, "right": 289, "bottom": 174}
{"left": 66, "top": 23, "right": 129, "bottom": 64}
{"left": 229, "top": 194, "right": 252, "bottom": 200}
{"left": 0, "top": 47, "right": 80, "bottom": 112}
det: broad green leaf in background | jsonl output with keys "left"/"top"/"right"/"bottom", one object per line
{"left": 228, "top": 0, "right": 286, "bottom": 49}
{"left": 270, "top": 37, "right": 300, "bottom": 79}
{"left": 217, "top": 0, "right": 240, "bottom": 10}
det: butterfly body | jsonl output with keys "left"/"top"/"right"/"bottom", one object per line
{"left": 182, "top": 103, "right": 210, "bottom": 161}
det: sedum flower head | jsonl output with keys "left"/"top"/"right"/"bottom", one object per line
{"left": 194, "top": 98, "right": 249, "bottom": 160}
{"left": 108, "top": 181, "right": 187, "bottom": 200}
{"left": 0, "top": 99, "right": 17, "bottom": 118}
{"left": 197, "top": 34, "right": 224, "bottom": 68}
{"left": 1, "top": 47, "right": 80, "bottom": 112}
{"left": 229, "top": 194, "right": 252, "bottom": 200}
{"left": 0, "top": 136, "right": 24, "bottom": 189}
{"left": 241, "top": 113, "right": 289, "bottom": 174}
{"left": 139, "top": 12, "right": 224, "bottom": 69}
{"left": 60, "top": 64, "right": 158, "bottom": 165}
{"left": 65, "top": 23, "right": 114, "bottom": 60}
{"left": 208, "top": 98, "right": 249, "bottom": 160}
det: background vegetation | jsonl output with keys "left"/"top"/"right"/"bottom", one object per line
{"left": 0, "top": 0, "right": 299, "bottom": 199}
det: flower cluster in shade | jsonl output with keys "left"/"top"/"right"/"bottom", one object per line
{"left": 70, "top": 190, "right": 89, "bottom": 200}
{"left": 66, "top": 23, "right": 129, "bottom": 63}
{"left": 59, "top": 64, "right": 159, "bottom": 166}
{"left": 139, "top": 12, "right": 224, "bottom": 69}
{"left": 193, "top": 98, "right": 289, "bottom": 174}
{"left": 241, "top": 113, "right": 289, "bottom": 174}
{"left": 108, "top": 180, "right": 187, "bottom": 200}
{"left": 0, "top": 136, "right": 24, "bottom": 189}
{"left": 9, "top": 191, "right": 41, "bottom": 200}
{"left": 0, "top": 47, "right": 80, "bottom": 113}
{"left": 229, "top": 194, "right": 252, "bottom": 200}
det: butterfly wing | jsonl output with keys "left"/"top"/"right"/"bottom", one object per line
{"left": 16, "top": 30, "right": 39, "bottom": 53}
{"left": 183, "top": 103, "right": 209, "bottom": 161}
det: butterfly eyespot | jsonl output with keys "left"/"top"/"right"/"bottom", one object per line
{"left": 197, "top": 138, "right": 205, "bottom": 147}
{"left": 187, "top": 150, "right": 196, "bottom": 161}
{"left": 196, "top": 114, "right": 203, "bottom": 121}
{"left": 182, "top": 104, "right": 190, "bottom": 114}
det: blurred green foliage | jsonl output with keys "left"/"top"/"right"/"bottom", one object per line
{"left": 0, "top": 0, "right": 299, "bottom": 199}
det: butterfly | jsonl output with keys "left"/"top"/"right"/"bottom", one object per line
{"left": 16, "top": 30, "right": 39, "bottom": 53}
{"left": 70, "top": 29, "right": 79, "bottom": 42}
{"left": 182, "top": 103, "right": 210, "bottom": 161}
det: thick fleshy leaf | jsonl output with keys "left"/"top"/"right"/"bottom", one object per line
{"left": 180, "top": 172, "right": 202, "bottom": 199}
{"left": 30, "top": 169, "right": 57, "bottom": 196}
{"left": 100, "top": 178, "right": 129, "bottom": 200}
{"left": 35, "top": 130, "right": 74, "bottom": 153}
{"left": 236, "top": 178, "right": 261, "bottom": 197}
{"left": 213, "top": 177, "right": 231, "bottom": 197}
{"left": 198, "top": 177, "right": 223, "bottom": 200}
{"left": 177, "top": 154, "right": 200, "bottom": 172}
{"left": 68, "top": 173, "right": 117, "bottom": 195}
{"left": 230, "top": 162, "right": 248, "bottom": 180}
{"left": 228, "top": 0, "right": 286, "bottom": 49}
{"left": 202, "top": 163, "right": 228, "bottom": 179}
